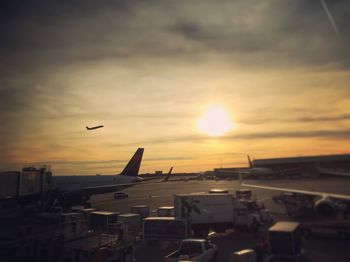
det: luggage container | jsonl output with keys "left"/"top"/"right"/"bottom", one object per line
{"left": 90, "top": 211, "right": 120, "bottom": 230}
{"left": 130, "top": 205, "right": 149, "bottom": 219}
{"left": 143, "top": 217, "right": 190, "bottom": 242}
{"left": 118, "top": 213, "right": 141, "bottom": 233}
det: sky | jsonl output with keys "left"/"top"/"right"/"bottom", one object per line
{"left": 1, "top": 0, "right": 350, "bottom": 175}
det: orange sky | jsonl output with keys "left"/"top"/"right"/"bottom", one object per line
{"left": 1, "top": 1, "right": 350, "bottom": 175}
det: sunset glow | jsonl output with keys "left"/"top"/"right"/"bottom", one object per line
{"left": 197, "top": 106, "right": 234, "bottom": 137}
{"left": 1, "top": 1, "right": 350, "bottom": 175}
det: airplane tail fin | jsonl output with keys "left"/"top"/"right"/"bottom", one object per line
{"left": 247, "top": 155, "right": 254, "bottom": 168}
{"left": 119, "top": 148, "right": 144, "bottom": 177}
{"left": 162, "top": 166, "right": 173, "bottom": 182}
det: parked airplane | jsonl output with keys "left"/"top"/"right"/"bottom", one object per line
{"left": 51, "top": 148, "right": 171, "bottom": 208}
{"left": 53, "top": 148, "right": 144, "bottom": 192}
{"left": 86, "top": 125, "right": 104, "bottom": 130}
{"left": 239, "top": 174, "right": 350, "bottom": 219}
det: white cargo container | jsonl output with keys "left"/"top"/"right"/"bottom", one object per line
{"left": 174, "top": 193, "right": 254, "bottom": 236}
{"left": 157, "top": 206, "right": 175, "bottom": 217}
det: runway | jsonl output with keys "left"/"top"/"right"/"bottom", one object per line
{"left": 91, "top": 178, "right": 350, "bottom": 262}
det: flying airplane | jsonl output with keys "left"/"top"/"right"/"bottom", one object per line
{"left": 86, "top": 125, "right": 104, "bottom": 130}
{"left": 239, "top": 173, "right": 350, "bottom": 219}
{"left": 50, "top": 148, "right": 172, "bottom": 208}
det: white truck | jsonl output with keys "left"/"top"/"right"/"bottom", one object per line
{"left": 174, "top": 193, "right": 271, "bottom": 237}
{"left": 164, "top": 239, "right": 218, "bottom": 262}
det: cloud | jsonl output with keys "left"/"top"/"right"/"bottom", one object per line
{"left": 240, "top": 113, "right": 350, "bottom": 125}
{"left": 1, "top": 0, "right": 349, "bottom": 71}
{"left": 1, "top": 0, "right": 350, "bottom": 172}
{"left": 106, "top": 129, "right": 350, "bottom": 147}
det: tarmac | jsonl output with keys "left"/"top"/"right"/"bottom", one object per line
{"left": 91, "top": 177, "right": 350, "bottom": 262}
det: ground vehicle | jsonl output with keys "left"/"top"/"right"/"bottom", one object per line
{"left": 143, "top": 217, "right": 190, "bottom": 242}
{"left": 174, "top": 193, "right": 269, "bottom": 236}
{"left": 164, "top": 239, "right": 217, "bottom": 262}
{"left": 266, "top": 221, "right": 304, "bottom": 262}
{"left": 114, "top": 192, "right": 129, "bottom": 199}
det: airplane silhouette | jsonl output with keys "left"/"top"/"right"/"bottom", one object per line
{"left": 86, "top": 125, "right": 104, "bottom": 130}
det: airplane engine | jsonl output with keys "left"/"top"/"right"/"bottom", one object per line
{"left": 314, "top": 198, "right": 338, "bottom": 218}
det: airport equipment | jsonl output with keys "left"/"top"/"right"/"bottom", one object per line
{"left": 62, "top": 233, "right": 135, "bottom": 262}
{"left": 164, "top": 238, "right": 218, "bottom": 262}
{"left": 143, "top": 217, "right": 190, "bottom": 243}
{"left": 174, "top": 193, "right": 270, "bottom": 237}
{"left": 157, "top": 206, "right": 175, "bottom": 217}
{"left": 130, "top": 205, "right": 150, "bottom": 219}
{"left": 229, "top": 249, "right": 256, "bottom": 262}
{"left": 266, "top": 221, "right": 304, "bottom": 262}
{"left": 90, "top": 211, "right": 120, "bottom": 230}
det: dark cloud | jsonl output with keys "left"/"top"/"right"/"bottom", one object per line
{"left": 109, "top": 129, "right": 350, "bottom": 147}
{"left": 1, "top": 0, "right": 350, "bottom": 168}
{"left": 1, "top": 0, "right": 349, "bottom": 70}
{"left": 240, "top": 113, "right": 350, "bottom": 125}
{"left": 167, "top": 1, "right": 350, "bottom": 68}
{"left": 232, "top": 130, "right": 350, "bottom": 140}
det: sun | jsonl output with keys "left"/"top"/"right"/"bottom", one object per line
{"left": 197, "top": 106, "right": 234, "bottom": 137}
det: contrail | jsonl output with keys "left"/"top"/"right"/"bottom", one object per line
{"left": 320, "top": 0, "right": 340, "bottom": 38}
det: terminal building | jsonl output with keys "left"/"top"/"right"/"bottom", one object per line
{"left": 214, "top": 153, "right": 350, "bottom": 178}
{"left": 253, "top": 154, "right": 350, "bottom": 171}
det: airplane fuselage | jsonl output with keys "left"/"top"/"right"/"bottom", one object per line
{"left": 53, "top": 174, "right": 142, "bottom": 192}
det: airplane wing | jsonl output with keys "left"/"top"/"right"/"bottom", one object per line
{"left": 239, "top": 174, "right": 350, "bottom": 200}
{"left": 79, "top": 179, "right": 169, "bottom": 196}
{"left": 316, "top": 165, "right": 350, "bottom": 177}
{"left": 241, "top": 182, "right": 350, "bottom": 200}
